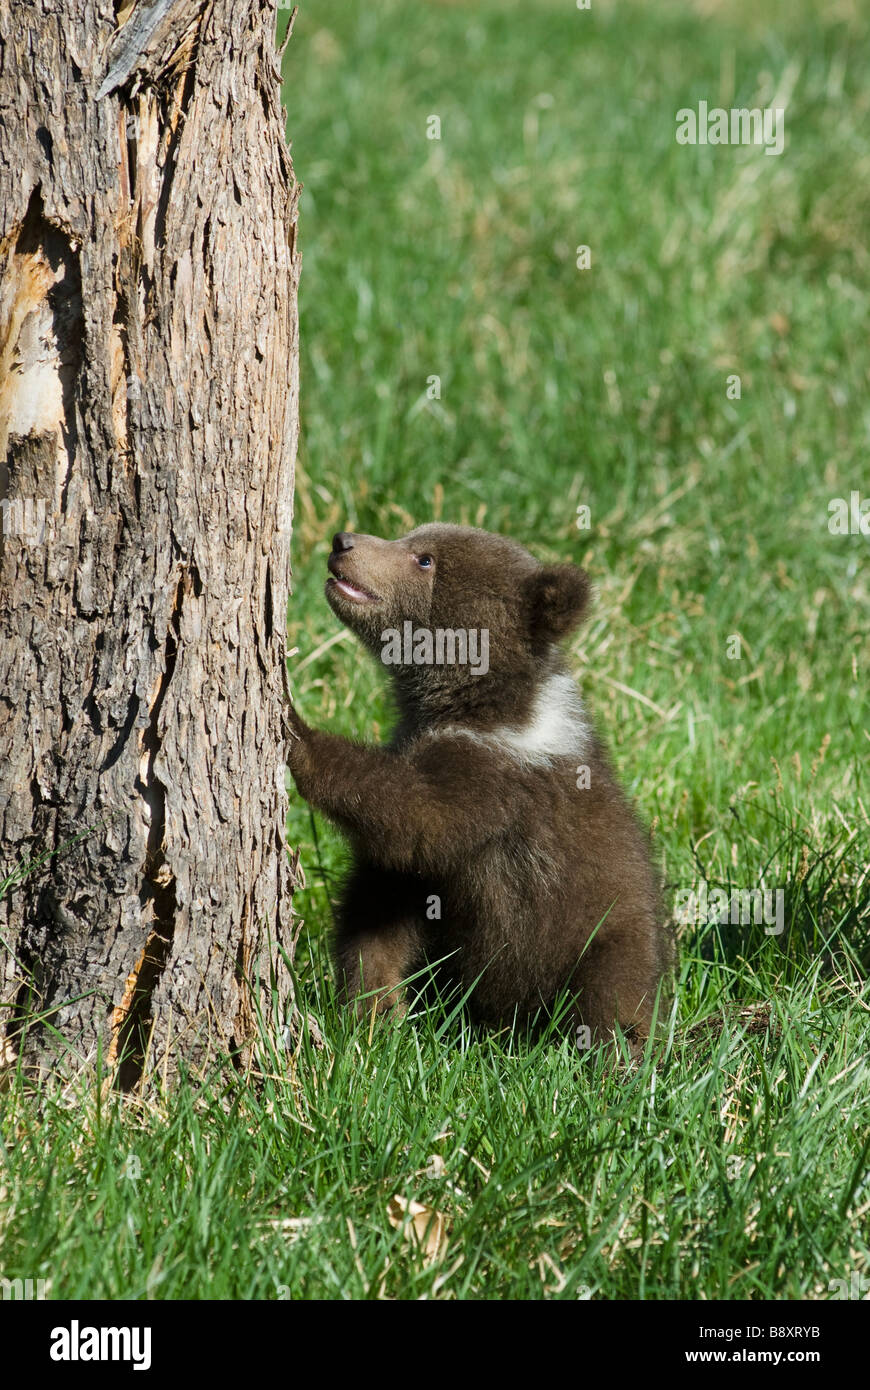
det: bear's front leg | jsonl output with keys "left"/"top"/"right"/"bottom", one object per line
{"left": 285, "top": 705, "right": 514, "bottom": 874}
{"left": 334, "top": 920, "right": 423, "bottom": 1021}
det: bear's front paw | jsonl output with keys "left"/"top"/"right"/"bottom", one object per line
{"left": 285, "top": 703, "right": 313, "bottom": 783}
{"left": 285, "top": 699, "right": 308, "bottom": 741}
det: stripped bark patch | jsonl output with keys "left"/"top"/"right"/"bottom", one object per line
{"left": 109, "top": 929, "right": 173, "bottom": 1089}
{"left": 107, "top": 940, "right": 149, "bottom": 1069}
{"left": 0, "top": 188, "right": 82, "bottom": 483}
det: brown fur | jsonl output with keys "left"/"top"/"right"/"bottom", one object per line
{"left": 287, "top": 524, "right": 671, "bottom": 1051}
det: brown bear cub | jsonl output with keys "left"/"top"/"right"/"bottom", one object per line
{"left": 287, "top": 523, "right": 669, "bottom": 1052}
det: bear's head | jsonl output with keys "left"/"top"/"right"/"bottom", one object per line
{"left": 324, "top": 524, "right": 590, "bottom": 714}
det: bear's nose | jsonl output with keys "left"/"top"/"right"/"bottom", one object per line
{"left": 331, "top": 531, "right": 355, "bottom": 554}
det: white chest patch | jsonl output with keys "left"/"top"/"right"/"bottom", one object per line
{"left": 429, "top": 672, "right": 589, "bottom": 767}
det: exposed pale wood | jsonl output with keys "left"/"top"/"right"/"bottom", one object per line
{"left": 0, "top": 0, "right": 301, "bottom": 1082}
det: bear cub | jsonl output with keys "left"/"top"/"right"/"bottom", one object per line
{"left": 287, "top": 523, "right": 669, "bottom": 1051}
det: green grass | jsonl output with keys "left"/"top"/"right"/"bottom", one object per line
{"left": 0, "top": 938, "right": 868, "bottom": 1299}
{"left": 1, "top": 0, "right": 869, "bottom": 1299}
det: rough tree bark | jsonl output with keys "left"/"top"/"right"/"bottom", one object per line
{"left": 0, "top": 0, "right": 301, "bottom": 1083}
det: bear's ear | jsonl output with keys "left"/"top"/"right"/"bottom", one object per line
{"left": 524, "top": 564, "right": 591, "bottom": 643}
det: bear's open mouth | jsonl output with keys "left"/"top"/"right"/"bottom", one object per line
{"left": 326, "top": 572, "right": 380, "bottom": 604}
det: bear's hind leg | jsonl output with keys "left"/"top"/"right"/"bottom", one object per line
{"left": 335, "top": 920, "right": 424, "bottom": 1022}
{"left": 571, "top": 927, "right": 664, "bottom": 1062}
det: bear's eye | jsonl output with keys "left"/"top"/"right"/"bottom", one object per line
{"left": 415, "top": 554, "right": 433, "bottom": 570}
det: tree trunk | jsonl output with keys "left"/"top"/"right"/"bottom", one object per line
{"left": 0, "top": 0, "right": 301, "bottom": 1084}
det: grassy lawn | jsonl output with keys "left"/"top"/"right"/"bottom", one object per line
{"left": 1, "top": 0, "right": 868, "bottom": 1299}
